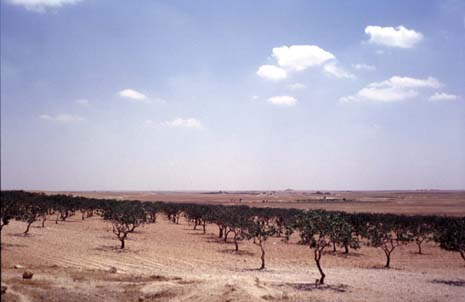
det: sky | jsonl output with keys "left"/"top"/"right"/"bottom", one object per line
{"left": 1, "top": 0, "right": 465, "bottom": 191}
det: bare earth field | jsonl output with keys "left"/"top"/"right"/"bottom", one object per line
{"left": 1, "top": 191, "right": 465, "bottom": 301}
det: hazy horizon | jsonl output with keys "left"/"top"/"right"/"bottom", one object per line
{"left": 1, "top": 0, "right": 464, "bottom": 191}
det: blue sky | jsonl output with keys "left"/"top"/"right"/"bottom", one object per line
{"left": 1, "top": 0, "right": 464, "bottom": 190}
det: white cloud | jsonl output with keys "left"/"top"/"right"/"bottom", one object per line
{"left": 161, "top": 118, "right": 203, "bottom": 129}
{"left": 267, "top": 96, "right": 297, "bottom": 106}
{"left": 39, "top": 113, "right": 83, "bottom": 122}
{"left": 272, "top": 45, "right": 335, "bottom": 71}
{"left": 429, "top": 92, "right": 458, "bottom": 101}
{"left": 353, "top": 64, "right": 376, "bottom": 71}
{"left": 340, "top": 76, "right": 441, "bottom": 103}
{"left": 118, "top": 89, "right": 147, "bottom": 101}
{"left": 323, "top": 62, "right": 355, "bottom": 79}
{"left": 6, "top": 0, "right": 81, "bottom": 12}
{"left": 287, "top": 83, "right": 306, "bottom": 90}
{"left": 365, "top": 25, "right": 423, "bottom": 48}
{"left": 256, "top": 65, "right": 287, "bottom": 80}
{"left": 251, "top": 95, "right": 260, "bottom": 100}
{"left": 75, "top": 99, "right": 89, "bottom": 105}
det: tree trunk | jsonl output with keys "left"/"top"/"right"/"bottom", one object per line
{"left": 41, "top": 216, "right": 47, "bottom": 228}
{"left": 385, "top": 251, "right": 391, "bottom": 268}
{"left": 224, "top": 229, "right": 230, "bottom": 242}
{"left": 314, "top": 248, "right": 325, "bottom": 284}
{"left": 193, "top": 220, "right": 198, "bottom": 230}
{"left": 120, "top": 233, "right": 127, "bottom": 249}
{"left": 259, "top": 241, "right": 265, "bottom": 270}
{"left": 384, "top": 240, "right": 396, "bottom": 268}
{"left": 218, "top": 225, "right": 223, "bottom": 238}
{"left": 460, "top": 250, "right": 465, "bottom": 262}
{"left": 234, "top": 236, "right": 239, "bottom": 251}
{"left": 24, "top": 221, "right": 34, "bottom": 235}
{"left": 332, "top": 242, "right": 336, "bottom": 253}
{"left": 417, "top": 242, "right": 422, "bottom": 255}
{"left": 202, "top": 221, "right": 206, "bottom": 234}
{"left": 56, "top": 212, "right": 60, "bottom": 224}
{"left": 344, "top": 245, "right": 349, "bottom": 254}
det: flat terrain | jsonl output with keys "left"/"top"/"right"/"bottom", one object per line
{"left": 2, "top": 217, "right": 465, "bottom": 302}
{"left": 1, "top": 191, "right": 465, "bottom": 301}
{"left": 52, "top": 190, "right": 465, "bottom": 216}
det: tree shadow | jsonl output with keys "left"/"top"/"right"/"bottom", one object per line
{"left": 0, "top": 242, "right": 27, "bottom": 250}
{"left": 7, "top": 232, "right": 35, "bottom": 237}
{"left": 370, "top": 265, "right": 403, "bottom": 271}
{"left": 329, "top": 251, "right": 364, "bottom": 258}
{"left": 242, "top": 267, "right": 276, "bottom": 272}
{"left": 217, "top": 248, "right": 254, "bottom": 256}
{"left": 186, "top": 232, "right": 207, "bottom": 236}
{"left": 431, "top": 279, "right": 465, "bottom": 287}
{"left": 286, "top": 282, "right": 350, "bottom": 293}
{"left": 408, "top": 251, "right": 431, "bottom": 256}
{"left": 204, "top": 234, "right": 232, "bottom": 244}
{"left": 93, "top": 245, "right": 139, "bottom": 254}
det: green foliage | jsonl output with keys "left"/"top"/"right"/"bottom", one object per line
{"left": 2, "top": 190, "right": 465, "bottom": 272}
{"left": 435, "top": 217, "right": 465, "bottom": 262}
{"left": 103, "top": 201, "right": 147, "bottom": 249}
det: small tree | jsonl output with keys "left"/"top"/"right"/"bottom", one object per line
{"left": 143, "top": 202, "right": 160, "bottom": 223}
{"left": 103, "top": 201, "right": 147, "bottom": 249}
{"left": 273, "top": 208, "right": 301, "bottom": 243}
{"left": 296, "top": 210, "right": 335, "bottom": 284}
{"left": 16, "top": 200, "right": 48, "bottom": 235}
{"left": 223, "top": 206, "right": 251, "bottom": 252}
{"left": 184, "top": 204, "right": 210, "bottom": 234}
{"left": 243, "top": 216, "right": 276, "bottom": 270}
{"left": 408, "top": 217, "right": 434, "bottom": 254}
{"left": 162, "top": 204, "right": 182, "bottom": 224}
{"left": 0, "top": 192, "right": 19, "bottom": 231}
{"left": 365, "top": 217, "right": 408, "bottom": 268}
{"left": 330, "top": 214, "right": 360, "bottom": 254}
{"left": 435, "top": 217, "right": 465, "bottom": 263}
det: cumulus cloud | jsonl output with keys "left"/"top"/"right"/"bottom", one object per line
{"left": 256, "top": 45, "right": 351, "bottom": 81}
{"left": 118, "top": 89, "right": 147, "bottom": 101}
{"left": 272, "top": 45, "right": 335, "bottom": 71}
{"left": 287, "top": 83, "right": 306, "bottom": 90}
{"left": 39, "top": 114, "right": 83, "bottom": 122}
{"left": 267, "top": 96, "right": 297, "bottom": 106}
{"left": 161, "top": 118, "right": 203, "bottom": 129}
{"left": 429, "top": 92, "right": 458, "bottom": 101}
{"left": 340, "top": 76, "right": 441, "bottom": 103}
{"left": 323, "top": 62, "right": 355, "bottom": 79}
{"left": 75, "top": 99, "right": 89, "bottom": 105}
{"left": 256, "top": 65, "right": 287, "bottom": 80}
{"left": 5, "top": 0, "right": 81, "bottom": 12}
{"left": 365, "top": 25, "right": 423, "bottom": 48}
{"left": 353, "top": 64, "right": 376, "bottom": 71}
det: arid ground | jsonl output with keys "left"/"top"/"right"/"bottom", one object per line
{"left": 1, "top": 191, "right": 465, "bottom": 301}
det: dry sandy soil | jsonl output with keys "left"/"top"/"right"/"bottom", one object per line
{"left": 2, "top": 191, "right": 465, "bottom": 301}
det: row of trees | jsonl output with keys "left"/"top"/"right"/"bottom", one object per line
{"left": 1, "top": 191, "right": 464, "bottom": 284}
